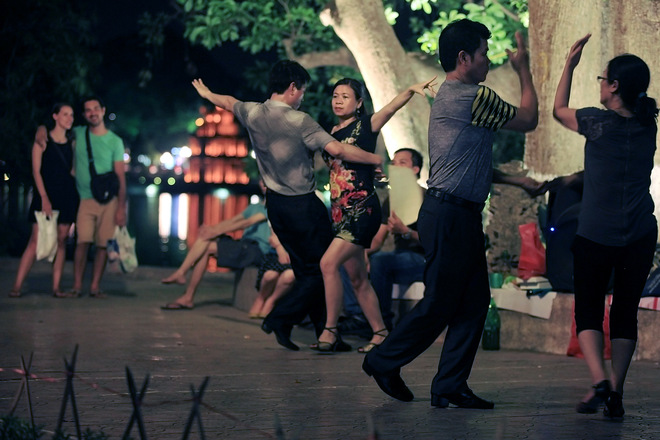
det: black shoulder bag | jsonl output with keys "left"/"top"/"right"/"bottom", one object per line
{"left": 86, "top": 128, "right": 119, "bottom": 204}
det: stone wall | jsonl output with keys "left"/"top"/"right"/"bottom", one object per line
{"left": 486, "top": 161, "right": 546, "bottom": 276}
{"left": 500, "top": 293, "right": 660, "bottom": 361}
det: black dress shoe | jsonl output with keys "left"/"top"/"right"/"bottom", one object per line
{"left": 432, "top": 389, "right": 494, "bottom": 409}
{"left": 362, "top": 358, "right": 413, "bottom": 402}
{"left": 261, "top": 321, "right": 299, "bottom": 351}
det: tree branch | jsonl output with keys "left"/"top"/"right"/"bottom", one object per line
{"left": 282, "top": 39, "right": 358, "bottom": 70}
{"left": 491, "top": 0, "right": 520, "bottom": 22}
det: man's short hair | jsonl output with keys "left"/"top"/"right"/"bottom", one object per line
{"left": 438, "top": 19, "right": 491, "bottom": 73}
{"left": 268, "top": 60, "right": 311, "bottom": 95}
{"left": 82, "top": 95, "right": 105, "bottom": 109}
{"left": 394, "top": 148, "right": 423, "bottom": 178}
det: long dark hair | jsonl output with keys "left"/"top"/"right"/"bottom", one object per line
{"left": 607, "top": 54, "right": 658, "bottom": 126}
{"left": 50, "top": 102, "right": 75, "bottom": 143}
{"left": 333, "top": 78, "right": 366, "bottom": 117}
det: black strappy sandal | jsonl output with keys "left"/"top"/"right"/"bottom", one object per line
{"left": 358, "top": 328, "right": 389, "bottom": 353}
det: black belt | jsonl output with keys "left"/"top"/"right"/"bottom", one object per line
{"left": 426, "top": 188, "right": 484, "bottom": 212}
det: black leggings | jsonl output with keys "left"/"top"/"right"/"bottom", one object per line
{"left": 572, "top": 228, "right": 657, "bottom": 340}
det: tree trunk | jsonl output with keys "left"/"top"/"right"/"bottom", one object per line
{"left": 527, "top": 0, "right": 660, "bottom": 178}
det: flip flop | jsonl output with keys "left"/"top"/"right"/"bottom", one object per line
{"left": 53, "top": 290, "right": 78, "bottom": 298}
{"left": 161, "top": 302, "right": 194, "bottom": 310}
{"left": 90, "top": 290, "right": 106, "bottom": 298}
{"left": 9, "top": 290, "right": 22, "bottom": 298}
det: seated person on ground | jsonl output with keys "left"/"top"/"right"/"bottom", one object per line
{"left": 248, "top": 232, "right": 295, "bottom": 319}
{"left": 160, "top": 183, "right": 271, "bottom": 310}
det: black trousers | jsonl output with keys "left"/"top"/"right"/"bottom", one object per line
{"left": 573, "top": 228, "right": 657, "bottom": 340}
{"left": 366, "top": 195, "right": 490, "bottom": 395}
{"left": 263, "top": 190, "right": 333, "bottom": 336}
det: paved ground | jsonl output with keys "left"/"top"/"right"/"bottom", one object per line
{"left": 1, "top": 256, "right": 660, "bottom": 439}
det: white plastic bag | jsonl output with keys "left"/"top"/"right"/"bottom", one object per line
{"left": 35, "top": 210, "right": 59, "bottom": 262}
{"left": 113, "top": 226, "right": 138, "bottom": 273}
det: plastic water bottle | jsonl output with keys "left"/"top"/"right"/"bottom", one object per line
{"left": 482, "top": 297, "right": 501, "bottom": 350}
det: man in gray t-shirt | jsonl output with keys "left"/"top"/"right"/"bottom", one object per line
{"left": 232, "top": 99, "right": 331, "bottom": 196}
{"left": 192, "top": 61, "right": 382, "bottom": 350}
{"left": 364, "top": 19, "right": 538, "bottom": 408}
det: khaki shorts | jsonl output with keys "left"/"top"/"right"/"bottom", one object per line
{"left": 76, "top": 198, "right": 118, "bottom": 247}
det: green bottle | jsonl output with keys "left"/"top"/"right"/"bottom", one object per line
{"left": 482, "top": 297, "right": 501, "bottom": 350}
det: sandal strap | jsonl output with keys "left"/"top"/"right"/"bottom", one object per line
{"left": 324, "top": 327, "right": 339, "bottom": 336}
{"left": 373, "top": 328, "right": 389, "bottom": 337}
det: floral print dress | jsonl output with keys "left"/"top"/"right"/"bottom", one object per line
{"left": 323, "top": 114, "right": 382, "bottom": 247}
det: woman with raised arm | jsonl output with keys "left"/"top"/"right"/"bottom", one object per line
{"left": 11, "top": 103, "right": 80, "bottom": 298}
{"left": 314, "top": 76, "right": 436, "bottom": 352}
{"left": 553, "top": 34, "right": 658, "bottom": 419}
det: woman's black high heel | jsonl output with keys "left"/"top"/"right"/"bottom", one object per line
{"left": 576, "top": 380, "right": 611, "bottom": 414}
{"left": 311, "top": 327, "right": 352, "bottom": 353}
{"left": 357, "top": 328, "right": 389, "bottom": 353}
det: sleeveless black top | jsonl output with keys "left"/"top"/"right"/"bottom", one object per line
{"left": 29, "top": 133, "right": 79, "bottom": 224}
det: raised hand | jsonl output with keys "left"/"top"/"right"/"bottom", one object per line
{"left": 191, "top": 78, "right": 212, "bottom": 100}
{"left": 506, "top": 31, "right": 531, "bottom": 74}
{"left": 410, "top": 76, "right": 438, "bottom": 98}
{"left": 565, "top": 34, "right": 591, "bottom": 70}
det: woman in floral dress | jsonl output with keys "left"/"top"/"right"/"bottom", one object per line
{"left": 314, "top": 76, "right": 436, "bottom": 352}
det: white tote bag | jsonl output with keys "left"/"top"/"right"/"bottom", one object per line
{"left": 35, "top": 210, "right": 59, "bottom": 262}
{"left": 113, "top": 226, "right": 138, "bottom": 273}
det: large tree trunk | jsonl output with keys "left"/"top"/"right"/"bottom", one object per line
{"left": 527, "top": 0, "right": 660, "bottom": 178}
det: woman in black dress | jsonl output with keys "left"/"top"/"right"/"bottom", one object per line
{"left": 314, "top": 77, "right": 436, "bottom": 352}
{"left": 11, "top": 103, "right": 80, "bottom": 297}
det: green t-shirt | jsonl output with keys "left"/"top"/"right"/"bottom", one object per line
{"left": 73, "top": 126, "right": 125, "bottom": 200}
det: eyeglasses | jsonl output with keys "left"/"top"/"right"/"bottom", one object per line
{"left": 597, "top": 76, "right": 609, "bottom": 82}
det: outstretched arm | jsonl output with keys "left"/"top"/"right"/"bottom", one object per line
{"left": 198, "top": 211, "right": 267, "bottom": 241}
{"left": 324, "top": 140, "right": 382, "bottom": 166}
{"left": 553, "top": 34, "right": 591, "bottom": 132}
{"left": 370, "top": 76, "right": 437, "bottom": 132}
{"left": 502, "top": 32, "right": 539, "bottom": 133}
{"left": 192, "top": 79, "right": 240, "bottom": 112}
{"left": 492, "top": 168, "right": 547, "bottom": 197}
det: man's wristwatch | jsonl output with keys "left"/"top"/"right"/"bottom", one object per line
{"left": 401, "top": 228, "right": 412, "bottom": 240}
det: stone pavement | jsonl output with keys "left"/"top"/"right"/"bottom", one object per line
{"left": 1, "top": 257, "right": 660, "bottom": 440}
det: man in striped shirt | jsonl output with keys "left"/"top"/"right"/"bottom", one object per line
{"left": 364, "top": 19, "right": 538, "bottom": 409}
